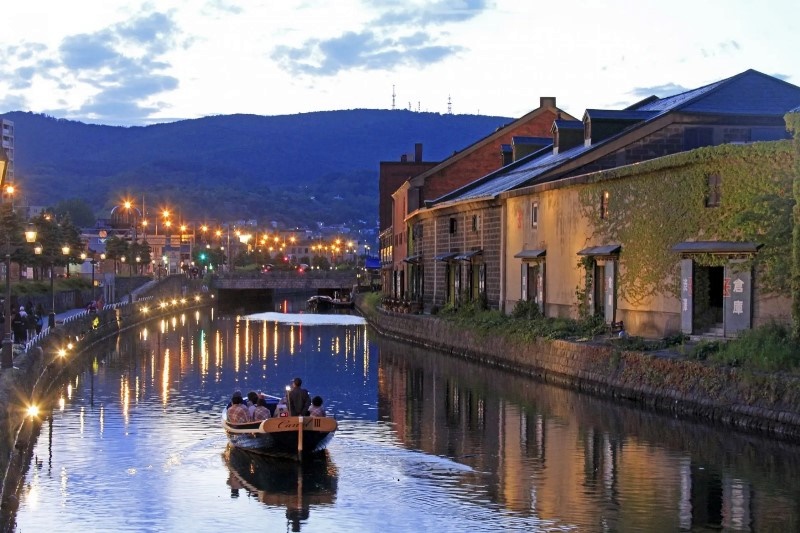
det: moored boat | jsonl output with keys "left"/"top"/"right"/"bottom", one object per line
{"left": 307, "top": 295, "right": 354, "bottom": 312}
{"left": 222, "top": 395, "right": 338, "bottom": 459}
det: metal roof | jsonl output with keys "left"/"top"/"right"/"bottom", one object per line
{"left": 434, "top": 251, "right": 459, "bottom": 262}
{"left": 513, "top": 249, "right": 546, "bottom": 259}
{"left": 455, "top": 250, "right": 483, "bottom": 261}
{"left": 671, "top": 241, "right": 762, "bottom": 254}
{"left": 583, "top": 109, "right": 659, "bottom": 121}
{"left": 577, "top": 244, "right": 621, "bottom": 256}
{"left": 429, "top": 70, "right": 800, "bottom": 208}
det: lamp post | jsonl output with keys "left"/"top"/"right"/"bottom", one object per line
{"left": 2, "top": 228, "right": 37, "bottom": 369}
{"left": 62, "top": 245, "right": 70, "bottom": 277}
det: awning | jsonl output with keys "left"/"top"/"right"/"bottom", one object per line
{"left": 671, "top": 241, "right": 763, "bottom": 254}
{"left": 455, "top": 249, "right": 483, "bottom": 261}
{"left": 434, "top": 251, "right": 459, "bottom": 262}
{"left": 577, "top": 244, "right": 621, "bottom": 256}
{"left": 403, "top": 254, "right": 423, "bottom": 264}
{"left": 514, "top": 249, "right": 546, "bottom": 260}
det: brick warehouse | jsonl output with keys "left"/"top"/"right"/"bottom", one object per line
{"left": 381, "top": 97, "right": 574, "bottom": 300}
{"left": 401, "top": 70, "right": 800, "bottom": 338}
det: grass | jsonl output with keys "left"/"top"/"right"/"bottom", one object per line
{"left": 361, "top": 295, "right": 800, "bottom": 372}
{"left": 693, "top": 322, "right": 800, "bottom": 373}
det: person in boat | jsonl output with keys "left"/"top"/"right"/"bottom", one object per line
{"left": 245, "top": 391, "right": 259, "bottom": 419}
{"left": 227, "top": 391, "right": 250, "bottom": 424}
{"left": 287, "top": 377, "right": 311, "bottom": 416}
{"left": 309, "top": 395, "right": 326, "bottom": 417}
{"left": 252, "top": 397, "right": 271, "bottom": 421}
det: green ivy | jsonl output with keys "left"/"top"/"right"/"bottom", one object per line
{"left": 786, "top": 111, "right": 800, "bottom": 339}
{"left": 578, "top": 141, "right": 796, "bottom": 304}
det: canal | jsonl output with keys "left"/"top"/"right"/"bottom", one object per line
{"left": 7, "top": 297, "right": 800, "bottom": 532}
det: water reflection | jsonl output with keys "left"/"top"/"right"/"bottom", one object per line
{"left": 10, "top": 300, "right": 800, "bottom": 533}
{"left": 224, "top": 447, "right": 338, "bottom": 532}
{"left": 377, "top": 337, "right": 800, "bottom": 532}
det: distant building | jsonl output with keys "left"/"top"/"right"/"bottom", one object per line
{"left": 1, "top": 118, "right": 14, "bottom": 185}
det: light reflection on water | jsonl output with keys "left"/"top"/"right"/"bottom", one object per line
{"left": 9, "top": 303, "right": 800, "bottom": 532}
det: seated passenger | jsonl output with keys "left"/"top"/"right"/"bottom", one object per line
{"left": 227, "top": 392, "right": 250, "bottom": 424}
{"left": 246, "top": 391, "right": 259, "bottom": 419}
{"left": 252, "top": 397, "right": 272, "bottom": 421}
{"left": 309, "top": 395, "right": 326, "bottom": 417}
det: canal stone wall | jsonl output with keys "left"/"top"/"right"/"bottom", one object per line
{"left": 360, "top": 301, "right": 800, "bottom": 440}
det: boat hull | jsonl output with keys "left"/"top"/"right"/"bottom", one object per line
{"left": 222, "top": 410, "right": 337, "bottom": 458}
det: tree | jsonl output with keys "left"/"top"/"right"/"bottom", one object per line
{"left": 52, "top": 198, "right": 96, "bottom": 228}
{"left": 104, "top": 235, "right": 129, "bottom": 275}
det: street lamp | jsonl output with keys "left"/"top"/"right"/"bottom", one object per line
{"left": 2, "top": 228, "right": 37, "bottom": 369}
{"left": 62, "top": 245, "right": 70, "bottom": 277}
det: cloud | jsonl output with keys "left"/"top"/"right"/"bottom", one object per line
{"left": 205, "top": 0, "right": 243, "bottom": 14}
{"left": 372, "top": 0, "right": 489, "bottom": 27}
{"left": 272, "top": 0, "right": 483, "bottom": 76}
{"left": 629, "top": 83, "right": 689, "bottom": 99}
{"left": 59, "top": 31, "right": 121, "bottom": 70}
{"left": 0, "top": 94, "right": 28, "bottom": 112}
{"left": 0, "top": 9, "right": 183, "bottom": 123}
{"left": 273, "top": 29, "right": 462, "bottom": 75}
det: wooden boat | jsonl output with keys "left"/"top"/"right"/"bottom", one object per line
{"left": 222, "top": 395, "right": 338, "bottom": 459}
{"left": 307, "top": 295, "right": 354, "bottom": 312}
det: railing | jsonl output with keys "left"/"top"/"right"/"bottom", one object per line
{"left": 21, "top": 296, "right": 155, "bottom": 353}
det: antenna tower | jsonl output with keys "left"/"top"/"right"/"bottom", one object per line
{"left": 447, "top": 94, "right": 452, "bottom": 114}
{"left": 392, "top": 85, "right": 396, "bottom": 110}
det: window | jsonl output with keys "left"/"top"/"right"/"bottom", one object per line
{"left": 531, "top": 201, "right": 539, "bottom": 228}
{"left": 705, "top": 173, "right": 721, "bottom": 207}
{"left": 449, "top": 217, "right": 457, "bottom": 234}
{"left": 600, "top": 191, "right": 609, "bottom": 220}
{"left": 472, "top": 214, "right": 481, "bottom": 232}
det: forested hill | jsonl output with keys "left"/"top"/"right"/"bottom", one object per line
{"left": 1, "top": 109, "right": 513, "bottom": 228}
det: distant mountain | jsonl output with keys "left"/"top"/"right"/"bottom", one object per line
{"left": 1, "top": 109, "right": 513, "bottom": 229}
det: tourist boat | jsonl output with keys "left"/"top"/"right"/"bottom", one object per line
{"left": 221, "top": 394, "right": 338, "bottom": 459}
{"left": 306, "top": 295, "right": 355, "bottom": 312}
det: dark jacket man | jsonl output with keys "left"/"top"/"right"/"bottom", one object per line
{"left": 287, "top": 377, "right": 311, "bottom": 416}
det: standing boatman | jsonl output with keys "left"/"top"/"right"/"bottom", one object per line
{"left": 287, "top": 377, "right": 311, "bottom": 416}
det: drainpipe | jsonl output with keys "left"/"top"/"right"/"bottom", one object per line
{"left": 499, "top": 203, "right": 506, "bottom": 313}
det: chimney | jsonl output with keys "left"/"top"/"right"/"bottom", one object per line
{"left": 539, "top": 96, "right": 556, "bottom": 108}
{"left": 414, "top": 143, "right": 423, "bottom": 162}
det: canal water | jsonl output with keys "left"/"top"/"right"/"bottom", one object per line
{"left": 8, "top": 297, "right": 800, "bottom": 532}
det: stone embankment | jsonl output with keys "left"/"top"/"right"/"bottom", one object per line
{"left": 0, "top": 275, "right": 205, "bottom": 516}
{"left": 358, "top": 299, "right": 800, "bottom": 441}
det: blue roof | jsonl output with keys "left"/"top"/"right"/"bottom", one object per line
{"left": 432, "top": 69, "right": 800, "bottom": 205}
{"left": 584, "top": 109, "right": 658, "bottom": 121}
{"left": 512, "top": 136, "right": 551, "bottom": 145}
{"left": 553, "top": 119, "right": 582, "bottom": 130}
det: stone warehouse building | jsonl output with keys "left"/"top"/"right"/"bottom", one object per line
{"left": 400, "top": 69, "right": 800, "bottom": 338}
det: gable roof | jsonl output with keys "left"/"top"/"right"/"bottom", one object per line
{"left": 430, "top": 69, "right": 800, "bottom": 206}
{"left": 407, "top": 99, "right": 574, "bottom": 188}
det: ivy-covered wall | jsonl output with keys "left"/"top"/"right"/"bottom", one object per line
{"left": 579, "top": 141, "right": 795, "bottom": 303}
{"left": 503, "top": 140, "right": 796, "bottom": 337}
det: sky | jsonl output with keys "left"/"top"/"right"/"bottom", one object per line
{"left": 0, "top": 0, "right": 798, "bottom": 127}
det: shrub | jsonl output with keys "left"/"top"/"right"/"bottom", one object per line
{"left": 713, "top": 323, "right": 800, "bottom": 372}
{"left": 511, "top": 299, "right": 542, "bottom": 320}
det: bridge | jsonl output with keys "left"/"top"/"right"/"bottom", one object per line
{"left": 212, "top": 270, "right": 358, "bottom": 291}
